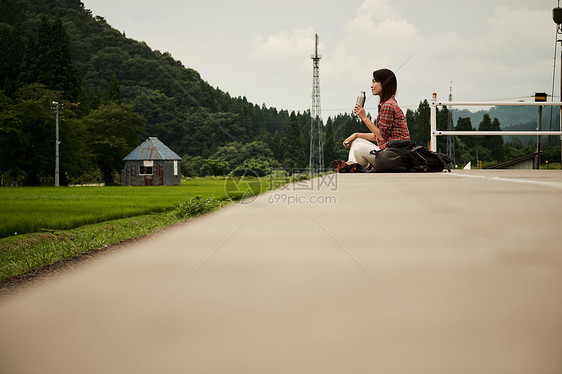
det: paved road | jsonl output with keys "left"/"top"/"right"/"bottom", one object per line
{"left": 1, "top": 170, "right": 561, "bottom": 373}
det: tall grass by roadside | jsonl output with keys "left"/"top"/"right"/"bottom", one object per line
{"left": 0, "top": 196, "right": 229, "bottom": 281}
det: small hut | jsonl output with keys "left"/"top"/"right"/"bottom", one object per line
{"left": 122, "top": 137, "right": 182, "bottom": 186}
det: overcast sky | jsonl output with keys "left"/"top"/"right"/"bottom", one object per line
{"left": 83, "top": 0, "right": 558, "bottom": 118}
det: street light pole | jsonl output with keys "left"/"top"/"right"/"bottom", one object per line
{"left": 554, "top": 6, "right": 562, "bottom": 168}
{"left": 53, "top": 101, "right": 60, "bottom": 187}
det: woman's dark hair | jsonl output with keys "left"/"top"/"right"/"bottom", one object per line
{"left": 373, "top": 68, "right": 397, "bottom": 104}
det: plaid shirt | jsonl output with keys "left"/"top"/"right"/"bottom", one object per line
{"left": 376, "top": 95, "right": 410, "bottom": 149}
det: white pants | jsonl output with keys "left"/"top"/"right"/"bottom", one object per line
{"left": 347, "top": 138, "right": 380, "bottom": 168}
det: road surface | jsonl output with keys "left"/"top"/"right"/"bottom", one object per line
{"left": 1, "top": 170, "right": 561, "bottom": 373}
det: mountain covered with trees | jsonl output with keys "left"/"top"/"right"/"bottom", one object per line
{"left": 0, "top": 0, "right": 319, "bottom": 185}
{"left": 1, "top": 0, "right": 559, "bottom": 186}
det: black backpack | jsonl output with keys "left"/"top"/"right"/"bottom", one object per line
{"left": 371, "top": 140, "right": 452, "bottom": 172}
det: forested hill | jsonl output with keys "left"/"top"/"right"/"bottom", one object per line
{"left": 2, "top": 0, "right": 347, "bottom": 185}
{"left": 0, "top": 0, "right": 300, "bottom": 152}
{"left": 0, "top": 0, "right": 310, "bottom": 146}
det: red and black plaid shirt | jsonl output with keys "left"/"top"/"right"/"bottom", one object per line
{"left": 376, "top": 95, "right": 410, "bottom": 149}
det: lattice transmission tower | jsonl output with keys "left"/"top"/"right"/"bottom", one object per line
{"left": 446, "top": 81, "right": 455, "bottom": 164}
{"left": 309, "top": 33, "right": 323, "bottom": 172}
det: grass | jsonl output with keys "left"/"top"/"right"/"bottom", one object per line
{"left": 540, "top": 162, "right": 561, "bottom": 170}
{"left": 0, "top": 198, "right": 227, "bottom": 281}
{"left": 0, "top": 177, "right": 273, "bottom": 238}
{"left": 0, "top": 181, "right": 226, "bottom": 238}
{"left": 0, "top": 174, "right": 303, "bottom": 282}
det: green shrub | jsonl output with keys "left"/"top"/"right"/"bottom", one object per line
{"left": 240, "top": 157, "right": 271, "bottom": 177}
{"left": 173, "top": 196, "right": 226, "bottom": 219}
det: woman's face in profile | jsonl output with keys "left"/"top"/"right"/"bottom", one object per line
{"left": 371, "top": 79, "right": 382, "bottom": 97}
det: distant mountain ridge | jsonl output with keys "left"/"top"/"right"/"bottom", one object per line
{"left": 452, "top": 105, "right": 561, "bottom": 131}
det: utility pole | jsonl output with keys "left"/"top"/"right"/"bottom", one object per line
{"left": 446, "top": 81, "right": 455, "bottom": 165}
{"left": 53, "top": 101, "right": 60, "bottom": 187}
{"left": 554, "top": 6, "right": 562, "bottom": 168}
{"left": 309, "top": 33, "right": 323, "bottom": 173}
{"left": 534, "top": 92, "right": 547, "bottom": 169}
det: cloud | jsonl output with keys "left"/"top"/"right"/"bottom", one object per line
{"left": 323, "top": 0, "right": 424, "bottom": 90}
{"left": 252, "top": 27, "right": 316, "bottom": 65}
{"left": 345, "top": 1, "right": 554, "bottom": 105}
{"left": 248, "top": 27, "right": 318, "bottom": 111}
{"left": 356, "top": 0, "right": 399, "bottom": 20}
{"left": 86, "top": 0, "right": 560, "bottom": 114}
{"left": 483, "top": 6, "right": 552, "bottom": 62}
{"left": 426, "top": 5, "right": 553, "bottom": 102}
{"left": 244, "top": 0, "right": 556, "bottom": 113}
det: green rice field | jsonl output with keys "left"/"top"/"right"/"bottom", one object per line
{"left": 0, "top": 177, "right": 268, "bottom": 238}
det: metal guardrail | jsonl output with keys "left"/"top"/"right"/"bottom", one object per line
{"left": 429, "top": 99, "right": 562, "bottom": 152}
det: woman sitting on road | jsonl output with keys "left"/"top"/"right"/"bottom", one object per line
{"left": 336, "top": 68, "right": 410, "bottom": 171}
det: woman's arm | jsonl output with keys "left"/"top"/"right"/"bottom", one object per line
{"left": 342, "top": 132, "right": 375, "bottom": 147}
{"left": 343, "top": 132, "right": 375, "bottom": 146}
{"left": 353, "top": 104, "right": 383, "bottom": 141}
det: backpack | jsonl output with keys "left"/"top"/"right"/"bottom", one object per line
{"left": 371, "top": 140, "right": 452, "bottom": 172}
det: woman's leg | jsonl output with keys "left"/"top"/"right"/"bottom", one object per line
{"left": 347, "top": 138, "right": 379, "bottom": 168}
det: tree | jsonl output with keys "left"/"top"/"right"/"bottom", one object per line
{"left": 268, "top": 131, "right": 283, "bottom": 162}
{"left": 456, "top": 117, "right": 476, "bottom": 148}
{"left": 15, "top": 84, "right": 58, "bottom": 185}
{"left": 0, "top": 83, "right": 97, "bottom": 186}
{"left": 477, "top": 114, "right": 503, "bottom": 162}
{"left": 405, "top": 108, "right": 415, "bottom": 139}
{"left": 454, "top": 138, "right": 471, "bottom": 168}
{"left": 329, "top": 113, "right": 354, "bottom": 160}
{"left": 0, "top": 26, "right": 24, "bottom": 97}
{"left": 0, "top": 0, "right": 24, "bottom": 26}
{"left": 0, "top": 92, "right": 26, "bottom": 184}
{"left": 181, "top": 155, "right": 204, "bottom": 177}
{"left": 436, "top": 106, "right": 450, "bottom": 152}
{"left": 323, "top": 118, "right": 337, "bottom": 165}
{"left": 240, "top": 157, "right": 271, "bottom": 176}
{"left": 240, "top": 141, "right": 274, "bottom": 161}
{"left": 455, "top": 117, "right": 473, "bottom": 166}
{"left": 489, "top": 117, "right": 504, "bottom": 161}
{"left": 18, "top": 16, "right": 82, "bottom": 101}
{"left": 82, "top": 103, "right": 145, "bottom": 184}
{"left": 59, "top": 108, "right": 97, "bottom": 185}
{"left": 48, "top": 16, "right": 82, "bottom": 100}
{"left": 200, "top": 159, "right": 230, "bottom": 176}
{"left": 108, "top": 74, "right": 122, "bottom": 104}
{"left": 283, "top": 112, "right": 307, "bottom": 169}
{"left": 409, "top": 100, "right": 430, "bottom": 147}
{"left": 504, "top": 140, "right": 534, "bottom": 161}
{"left": 17, "top": 36, "right": 38, "bottom": 88}
{"left": 207, "top": 140, "right": 278, "bottom": 175}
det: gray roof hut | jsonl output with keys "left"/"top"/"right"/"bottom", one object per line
{"left": 122, "top": 137, "right": 182, "bottom": 186}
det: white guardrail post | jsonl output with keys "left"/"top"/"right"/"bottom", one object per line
{"left": 430, "top": 93, "right": 437, "bottom": 152}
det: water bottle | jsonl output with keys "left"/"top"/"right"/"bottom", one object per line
{"left": 356, "top": 91, "right": 366, "bottom": 107}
